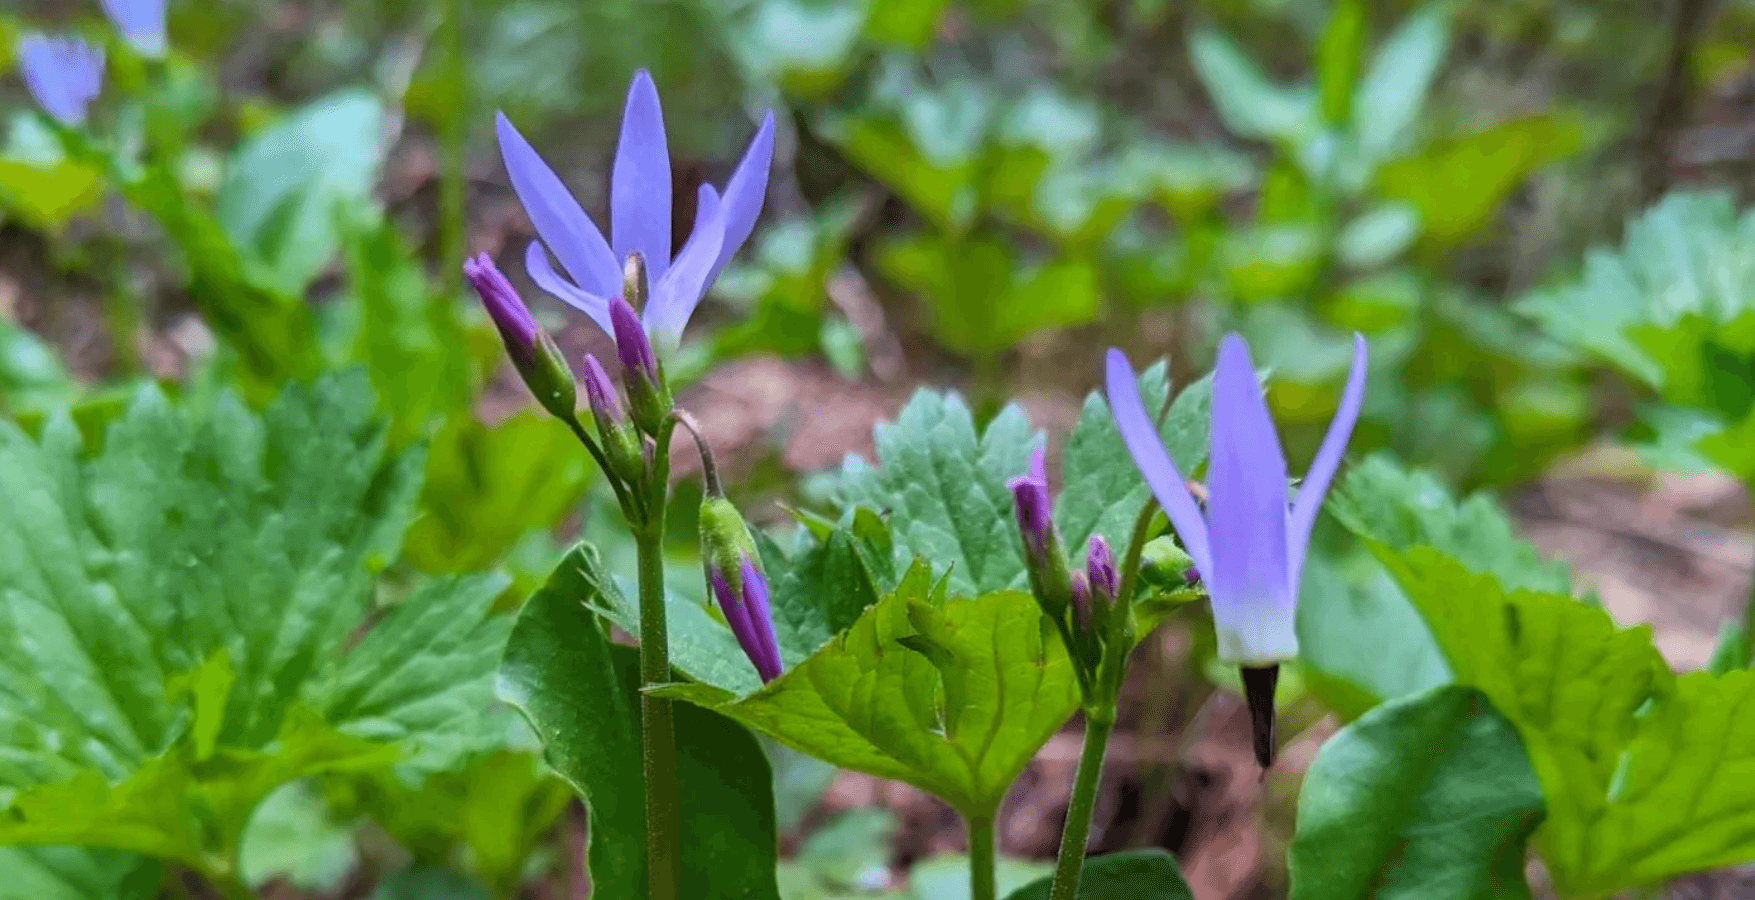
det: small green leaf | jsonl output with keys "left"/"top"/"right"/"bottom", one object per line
{"left": 1351, "top": 8, "right": 1448, "bottom": 163}
{"left": 1002, "top": 850, "right": 1193, "bottom": 899}
{"left": 837, "top": 390, "right": 1038, "bottom": 598}
{"left": 498, "top": 555, "right": 782, "bottom": 900}
{"left": 1378, "top": 114, "right": 1582, "bottom": 247}
{"left": 658, "top": 565, "right": 1078, "bottom": 816}
{"left": 239, "top": 781, "right": 357, "bottom": 892}
{"left": 1288, "top": 685, "right": 1543, "bottom": 900}
{"left": 1187, "top": 29, "right": 1314, "bottom": 142}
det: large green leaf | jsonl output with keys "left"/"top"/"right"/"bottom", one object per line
{"left": 1377, "top": 114, "right": 1582, "bottom": 248}
{"left": 658, "top": 564, "right": 1078, "bottom": 817}
{"left": 1350, "top": 8, "right": 1448, "bottom": 164}
{"left": 1186, "top": 29, "right": 1315, "bottom": 143}
{"left": 0, "top": 374, "right": 509, "bottom": 875}
{"left": 0, "top": 847, "right": 159, "bottom": 900}
{"left": 497, "top": 557, "right": 782, "bottom": 900}
{"left": 215, "top": 91, "right": 386, "bottom": 296}
{"left": 1288, "top": 685, "right": 1543, "bottom": 900}
{"left": 836, "top": 390, "right": 1038, "bottom": 598}
{"left": 1002, "top": 850, "right": 1193, "bottom": 900}
{"left": 1055, "top": 361, "right": 1212, "bottom": 557}
{"left": 1377, "top": 547, "right": 1755, "bottom": 895}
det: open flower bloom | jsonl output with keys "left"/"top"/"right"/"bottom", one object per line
{"left": 17, "top": 35, "right": 105, "bottom": 126}
{"left": 1105, "top": 333, "right": 1367, "bottom": 666}
{"left": 495, "top": 69, "right": 774, "bottom": 353}
{"left": 99, "top": 0, "right": 168, "bottom": 57}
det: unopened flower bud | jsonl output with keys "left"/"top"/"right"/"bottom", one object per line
{"left": 700, "top": 496, "right": 783, "bottom": 682}
{"left": 582, "top": 353, "right": 644, "bottom": 482}
{"left": 1007, "top": 445, "right": 1070, "bottom": 617}
{"left": 610, "top": 284, "right": 668, "bottom": 436}
{"left": 464, "top": 253, "right": 576, "bottom": 421}
{"left": 1069, "top": 569, "right": 1092, "bottom": 632}
{"left": 1084, "top": 535, "right": 1119, "bottom": 602}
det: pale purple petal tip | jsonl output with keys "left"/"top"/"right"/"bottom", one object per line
{"left": 1286, "top": 332, "right": 1368, "bottom": 587}
{"left": 1103, "top": 348, "right": 1211, "bottom": 575}
{"left": 611, "top": 69, "right": 673, "bottom": 284}
{"left": 1085, "top": 535, "right": 1119, "bottom": 599}
{"left": 495, "top": 111, "right": 620, "bottom": 298}
{"left": 98, "top": 0, "right": 167, "bottom": 56}
{"left": 19, "top": 35, "right": 105, "bottom": 126}
{"left": 1008, "top": 447, "right": 1053, "bottom": 558}
{"left": 707, "top": 110, "right": 776, "bottom": 286}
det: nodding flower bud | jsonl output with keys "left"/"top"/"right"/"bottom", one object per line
{"left": 1084, "top": 535, "right": 1119, "bottom": 603}
{"left": 1008, "top": 445, "right": 1071, "bottom": 618}
{"left": 581, "top": 353, "right": 644, "bottom": 482}
{"left": 609, "top": 281, "right": 668, "bottom": 436}
{"left": 700, "top": 496, "right": 783, "bottom": 683}
{"left": 464, "top": 253, "right": 576, "bottom": 421}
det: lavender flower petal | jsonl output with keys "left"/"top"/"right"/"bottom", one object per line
{"left": 99, "top": 0, "right": 166, "bottom": 57}
{"left": 610, "top": 296, "right": 660, "bottom": 384}
{"left": 611, "top": 70, "right": 672, "bottom": 284}
{"left": 707, "top": 111, "right": 775, "bottom": 287}
{"left": 1103, "top": 349, "right": 1211, "bottom": 574}
{"left": 462, "top": 252, "right": 538, "bottom": 350}
{"left": 1285, "top": 333, "right": 1368, "bottom": 588}
{"left": 1206, "top": 334, "right": 1294, "bottom": 665}
{"left": 495, "top": 112, "right": 619, "bottom": 298}
{"left": 1085, "top": 535, "right": 1118, "bottom": 600}
{"left": 18, "top": 35, "right": 105, "bottom": 126}
{"left": 524, "top": 241, "right": 613, "bottom": 335}
{"left": 645, "top": 184, "right": 724, "bottom": 351}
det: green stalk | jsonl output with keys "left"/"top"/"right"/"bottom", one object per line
{"left": 967, "top": 813, "right": 997, "bottom": 900}
{"left": 638, "top": 424, "right": 680, "bottom": 900}
{"left": 1047, "top": 712, "right": 1115, "bottom": 900}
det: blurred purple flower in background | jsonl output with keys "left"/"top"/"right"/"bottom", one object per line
{"left": 17, "top": 35, "right": 105, "bottom": 126}
{"left": 495, "top": 69, "right": 775, "bottom": 352}
{"left": 99, "top": 0, "right": 167, "bottom": 57}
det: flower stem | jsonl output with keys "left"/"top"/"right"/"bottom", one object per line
{"left": 967, "top": 813, "right": 997, "bottom": 900}
{"left": 1047, "top": 712, "right": 1114, "bottom": 900}
{"left": 637, "top": 427, "right": 680, "bottom": 900}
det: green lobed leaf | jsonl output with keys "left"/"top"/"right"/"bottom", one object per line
{"left": 0, "top": 374, "right": 510, "bottom": 871}
{"left": 1373, "top": 547, "right": 1755, "bottom": 895}
{"left": 658, "top": 564, "right": 1078, "bottom": 816}
{"left": 1001, "top": 850, "right": 1193, "bottom": 899}
{"left": 1055, "top": 360, "right": 1212, "bottom": 557}
{"left": 0, "top": 847, "right": 160, "bottom": 900}
{"left": 1288, "top": 685, "right": 1544, "bottom": 900}
{"left": 837, "top": 390, "right": 1038, "bottom": 598}
{"left": 498, "top": 555, "right": 782, "bottom": 900}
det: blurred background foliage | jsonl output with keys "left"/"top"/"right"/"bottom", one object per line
{"left": 2, "top": 0, "right": 1754, "bottom": 896}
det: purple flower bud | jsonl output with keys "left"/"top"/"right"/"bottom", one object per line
{"left": 1085, "top": 535, "right": 1118, "bottom": 601}
{"left": 18, "top": 35, "right": 105, "bottom": 126}
{"left": 464, "top": 252, "right": 575, "bottom": 421}
{"left": 610, "top": 295, "right": 659, "bottom": 385}
{"left": 464, "top": 252, "right": 540, "bottom": 354}
{"left": 1069, "top": 570, "right": 1092, "bottom": 631}
{"left": 709, "top": 554, "right": 783, "bottom": 683}
{"left": 580, "top": 353, "right": 625, "bottom": 424}
{"left": 1007, "top": 446, "right": 1053, "bottom": 558}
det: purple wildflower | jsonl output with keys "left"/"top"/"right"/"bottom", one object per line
{"left": 496, "top": 69, "right": 774, "bottom": 352}
{"left": 609, "top": 295, "right": 659, "bottom": 386}
{"left": 1084, "top": 535, "right": 1118, "bottom": 602}
{"left": 17, "top": 35, "right": 105, "bottom": 126}
{"left": 1104, "top": 333, "right": 1367, "bottom": 667}
{"left": 99, "top": 0, "right": 167, "bottom": 57}
{"left": 580, "top": 353, "right": 625, "bottom": 425}
{"left": 463, "top": 252, "right": 539, "bottom": 356}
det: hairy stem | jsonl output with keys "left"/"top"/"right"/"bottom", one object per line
{"left": 967, "top": 813, "right": 998, "bottom": 900}
{"left": 1048, "top": 713, "right": 1114, "bottom": 900}
{"left": 638, "top": 425, "right": 680, "bottom": 900}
